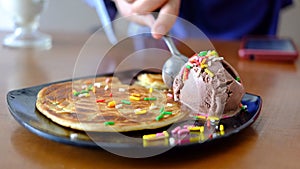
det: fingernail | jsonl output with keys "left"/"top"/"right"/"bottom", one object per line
{"left": 152, "top": 25, "right": 166, "bottom": 39}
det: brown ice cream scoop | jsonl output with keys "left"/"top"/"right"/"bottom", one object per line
{"left": 173, "top": 50, "right": 245, "bottom": 118}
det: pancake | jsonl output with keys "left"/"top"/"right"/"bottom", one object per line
{"left": 135, "top": 73, "right": 168, "bottom": 89}
{"left": 36, "top": 76, "right": 187, "bottom": 132}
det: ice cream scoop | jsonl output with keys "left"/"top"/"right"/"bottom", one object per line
{"left": 173, "top": 50, "right": 245, "bottom": 119}
{"left": 161, "top": 35, "right": 189, "bottom": 88}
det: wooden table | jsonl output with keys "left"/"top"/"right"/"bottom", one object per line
{"left": 0, "top": 31, "right": 299, "bottom": 169}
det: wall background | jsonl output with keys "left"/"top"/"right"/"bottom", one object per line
{"left": 0, "top": 0, "right": 299, "bottom": 45}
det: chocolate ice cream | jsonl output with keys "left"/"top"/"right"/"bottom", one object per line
{"left": 173, "top": 50, "right": 245, "bottom": 119}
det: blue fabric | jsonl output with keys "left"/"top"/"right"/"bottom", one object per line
{"left": 177, "top": 0, "right": 292, "bottom": 39}
{"left": 86, "top": 0, "right": 292, "bottom": 40}
{"left": 85, "top": 0, "right": 117, "bottom": 20}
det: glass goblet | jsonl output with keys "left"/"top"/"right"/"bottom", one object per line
{"left": 1, "top": 0, "right": 52, "bottom": 49}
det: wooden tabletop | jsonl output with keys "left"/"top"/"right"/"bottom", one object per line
{"left": 0, "top": 31, "right": 299, "bottom": 169}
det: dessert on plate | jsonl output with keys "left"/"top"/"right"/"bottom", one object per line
{"left": 35, "top": 50, "right": 244, "bottom": 133}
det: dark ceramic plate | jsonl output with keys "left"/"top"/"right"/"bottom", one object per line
{"left": 6, "top": 70, "right": 262, "bottom": 151}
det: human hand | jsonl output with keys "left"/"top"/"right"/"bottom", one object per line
{"left": 113, "top": 0, "right": 180, "bottom": 39}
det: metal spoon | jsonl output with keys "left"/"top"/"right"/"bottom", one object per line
{"left": 161, "top": 35, "right": 188, "bottom": 88}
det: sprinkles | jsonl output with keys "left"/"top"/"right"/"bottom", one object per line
{"left": 204, "top": 68, "right": 214, "bottom": 77}
{"left": 149, "top": 87, "right": 153, "bottom": 93}
{"left": 166, "top": 103, "right": 173, "bottom": 107}
{"left": 115, "top": 104, "right": 123, "bottom": 109}
{"left": 107, "top": 101, "right": 116, "bottom": 108}
{"left": 186, "top": 64, "right": 192, "bottom": 69}
{"left": 240, "top": 103, "right": 248, "bottom": 111}
{"left": 94, "top": 82, "right": 101, "bottom": 88}
{"left": 155, "top": 108, "right": 173, "bottom": 121}
{"left": 144, "top": 97, "right": 157, "bottom": 101}
{"left": 143, "top": 131, "right": 169, "bottom": 140}
{"left": 129, "top": 96, "right": 140, "bottom": 101}
{"left": 155, "top": 114, "right": 165, "bottom": 121}
{"left": 199, "top": 51, "right": 208, "bottom": 56}
{"left": 73, "top": 89, "right": 90, "bottom": 97}
{"left": 105, "top": 78, "right": 111, "bottom": 84}
{"left": 78, "top": 93, "right": 89, "bottom": 97}
{"left": 73, "top": 91, "right": 80, "bottom": 96}
{"left": 96, "top": 99, "right": 105, "bottom": 103}
{"left": 70, "top": 75, "right": 184, "bottom": 134}
{"left": 135, "top": 109, "right": 147, "bottom": 115}
{"left": 131, "top": 93, "right": 141, "bottom": 97}
{"left": 167, "top": 93, "right": 173, "bottom": 98}
{"left": 149, "top": 103, "right": 157, "bottom": 110}
{"left": 104, "top": 121, "right": 115, "bottom": 126}
{"left": 121, "top": 100, "right": 131, "bottom": 105}
{"left": 118, "top": 88, "right": 125, "bottom": 92}
{"left": 159, "top": 106, "right": 165, "bottom": 113}
{"left": 182, "top": 50, "right": 223, "bottom": 82}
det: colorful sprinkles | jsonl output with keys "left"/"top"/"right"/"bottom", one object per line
{"left": 143, "top": 97, "right": 157, "bottom": 101}
{"left": 96, "top": 99, "right": 105, "bottom": 103}
{"left": 143, "top": 131, "right": 169, "bottom": 140}
{"left": 104, "top": 121, "right": 115, "bottom": 126}
{"left": 156, "top": 106, "right": 173, "bottom": 121}
{"left": 73, "top": 77, "right": 177, "bottom": 128}
{"left": 240, "top": 103, "right": 248, "bottom": 111}
{"left": 134, "top": 109, "right": 147, "bottom": 115}
{"left": 121, "top": 100, "right": 131, "bottom": 105}
{"left": 73, "top": 85, "right": 94, "bottom": 96}
{"left": 107, "top": 101, "right": 116, "bottom": 108}
{"left": 182, "top": 50, "right": 224, "bottom": 81}
{"left": 129, "top": 96, "right": 140, "bottom": 101}
{"left": 69, "top": 75, "right": 236, "bottom": 146}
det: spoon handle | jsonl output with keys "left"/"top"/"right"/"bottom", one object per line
{"left": 162, "top": 35, "right": 180, "bottom": 56}
{"left": 162, "top": 36, "right": 189, "bottom": 62}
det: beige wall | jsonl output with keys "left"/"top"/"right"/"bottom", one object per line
{"left": 1, "top": 0, "right": 299, "bottom": 45}
{"left": 278, "top": 0, "right": 300, "bottom": 46}
{"left": 39, "top": 0, "right": 99, "bottom": 33}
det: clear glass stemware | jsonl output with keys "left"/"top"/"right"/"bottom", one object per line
{"left": 0, "top": 0, "right": 52, "bottom": 49}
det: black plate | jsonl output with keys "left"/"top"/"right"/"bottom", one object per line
{"left": 6, "top": 70, "right": 262, "bottom": 151}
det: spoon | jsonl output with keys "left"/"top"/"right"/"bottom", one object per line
{"left": 161, "top": 35, "right": 188, "bottom": 88}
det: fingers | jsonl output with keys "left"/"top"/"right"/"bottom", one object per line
{"left": 151, "top": 0, "right": 180, "bottom": 39}
{"left": 127, "top": 14, "right": 155, "bottom": 28}
{"left": 128, "top": 0, "right": 180, "bottom": 39}
{"left": 114, "top": 0, "right": 155, "bottom": 26}
{"left": 114, "top": 0, "right": 180, "bottom": 39}
{"left": 131, "top": 0, "right": 168, "bottom": 14}
{"left": 125, "top": 0, "right": 135, "bottom": 3}
{"left": 113, "top": 0, "right": 136, "bottom": 17}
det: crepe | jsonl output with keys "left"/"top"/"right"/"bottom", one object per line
{"left": 36, "top": 76, "right": 186, "bottom": 132}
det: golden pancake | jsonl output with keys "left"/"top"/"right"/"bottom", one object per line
{"left": 135, "top": 73, "right": 168, "bottom": 89}
{"left": 36, "top": 76, "right": 187, "bottom": 132}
